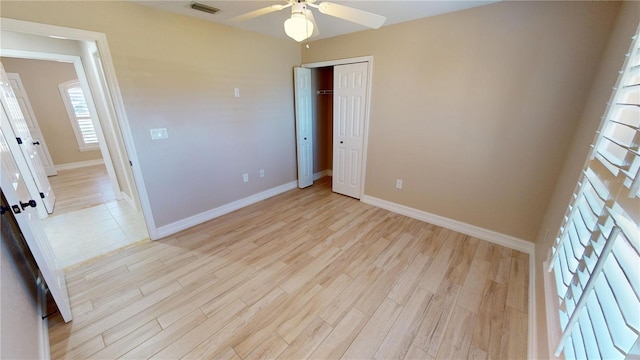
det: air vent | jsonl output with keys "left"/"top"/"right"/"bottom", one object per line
{"left": 190, "top": 2, "right": 220, "bottom": 15}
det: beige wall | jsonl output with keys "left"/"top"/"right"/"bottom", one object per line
{"left": 533, "top": 1, "right": 640, "bottom": 357}
{"left": 1, "top": 57, "right": 103, "bottom": 165}
{"left": 1, "top": 1, "right": 301, "bottom": 228}
{"left": 302, "top": 1, "right": 620, "bottom": 241}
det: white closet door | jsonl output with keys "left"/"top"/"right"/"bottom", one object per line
{"left": 333, "top": 62, "right": 368, "bottom": 199}
{"left": 294, "top": 67, "right": 313, "bottom": 188}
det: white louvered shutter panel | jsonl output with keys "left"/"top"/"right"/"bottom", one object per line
{"left": 545, "top": 25, "right": 640, "bottom": 360}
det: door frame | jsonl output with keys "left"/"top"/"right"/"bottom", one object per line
{"left": 2, "top": 49, "right": 122, "bottom": 201}
{"left": 301, "top": 56, "right": 374, "bottom": 199}
{"left": 0, "top": 17, "right": 158, "bottom": 239}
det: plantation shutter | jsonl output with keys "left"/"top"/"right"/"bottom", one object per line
{"left": 545, "top": 26, "right": 640, "bottom": 359}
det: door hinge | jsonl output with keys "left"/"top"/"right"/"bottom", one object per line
{"left": 40, "top": 192, "right": 45, "bottom": 199}
{"left": 129, "top": 160, "right": 133, "bottom": 166}
{"left": 16, "top": 137, "right": 23, "bottom": 144}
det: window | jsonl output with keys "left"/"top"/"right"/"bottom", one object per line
{"left": 544, "top": 26, "right": 640, "bottom": 359}
{"left": 59, "top": 80, "right": 99, "bottom": 151}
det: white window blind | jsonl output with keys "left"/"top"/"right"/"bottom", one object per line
{"left": 59, "top": 80, "right": 99, "bottom": 151}
{"left": 545, "top": 26, "right": 640, "bottom": 359}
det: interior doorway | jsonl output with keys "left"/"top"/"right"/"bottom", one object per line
{"left": 296, "top": 56, "right": 373, "bottom": 199}
{"left": 0, "top": 25, "right": 152, "bottom": 269}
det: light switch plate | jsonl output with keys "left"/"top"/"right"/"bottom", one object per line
{"left": 150, "top": 128, "right": 168, "bottom": 140}
{"left": 234, "top": 88, "right": 240, "bottom": 98}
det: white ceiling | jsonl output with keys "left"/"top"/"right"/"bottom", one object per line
{"left": 132, "top": 1, "right": 498, "bottom": 41}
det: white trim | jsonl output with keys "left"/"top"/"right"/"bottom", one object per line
{"left": 543, "top": 259, "right": 563, "bottom": 360}
{"left": 156, "top": 181, "right": 298, "bottom": 238}
{"left": 313, "top": 169, "right": 329, "bottom": 180}
{"left": 121, "top": 191, "right": 136, "bottom": 210}
{"left": 301, "top": 56, "right": 373, "bottom": 199}
{"left": 37, "top": 278, "right": 51, "bottom": 360}
{"left": 54, "top": 158, "right": 104, "bottom": 171}
{"left": 360, "top": 195, "right": 535, "bottom": 253}
{"left": 529, "top": 255, "right": 537, "bottom": 360}
{"left": 0, "top": 17, "right": 158, "bottom": 239}
{"left": 302, "top": 56, "right": 373, "bottom": 68}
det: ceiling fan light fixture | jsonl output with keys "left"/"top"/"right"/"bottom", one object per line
{"left": 284, "top": 13, "right": 314, "bottom": 42}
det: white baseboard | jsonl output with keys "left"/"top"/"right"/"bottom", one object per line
{"left": 529, "top": 256, "right": 537, "bottom": 360}
{"left": 156, "top": 181, "right": 298, "bottom": 238}
{"left": 360, "top": 195, "right": 534, "bottom": 254}
{"left": 121, "top": 191, "right": 138, "bottom": 211}
{"left": 54, "top": 159, "right": 104, "bottom": 171}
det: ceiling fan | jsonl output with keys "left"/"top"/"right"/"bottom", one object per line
{"left": 231, "top": 0, "right": 387, "bottom": 42}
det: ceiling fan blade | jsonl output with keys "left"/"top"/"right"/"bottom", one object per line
{"left": 230, "top": 3, "right": 291, "bottom": 23}
{"left": 316, "top": 2, "right": 386, "bottom": 29}
{"left": 304, "top": 9, "right": 320, "bottom": 37}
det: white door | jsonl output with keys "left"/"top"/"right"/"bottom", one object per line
{"left": 7, "top": 73, "right": 57, "bottom": 176}
{"left": 0, "top": 63, "right": 55, "bottom": 216}
{"left": 0, "top": 112, "right": 73, "bottom": 323}
{"left": 294, "top": 67, "right": 313, "bottom": 188}
{"left": 333, "top": 62, "right": 368, "bottom": 199}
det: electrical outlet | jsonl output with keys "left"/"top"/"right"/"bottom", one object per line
{"left": 243, "top": 173, "right": 249, "bottom": 183}
{"left": 396, "top": 179, "right": 403, "bottom": 189}
{"left": 234, "top": 88, "right": 240, "bottom": 98}
{"left": 259, "top": 169, "right": 265, "bottom": 178}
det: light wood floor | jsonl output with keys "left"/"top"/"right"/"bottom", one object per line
{"left": 49, "top": 164, "right": 116, "bottom": 216}
{"left": 48, "top": 177, "right": 529, "bottom": 359}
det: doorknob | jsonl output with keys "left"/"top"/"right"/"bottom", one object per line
{"left": 304, "top": 137, "right": 307, "bottom": 140}
{"left": 20, "top": 200, "right": 37, "bottom": 210}
{"left": 33, "top": 141, "right": 40, "bottom": 145}
{"left": 340, "top": 141, "right": 344, "bottom": 144}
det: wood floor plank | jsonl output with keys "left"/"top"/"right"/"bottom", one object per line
{"left": 151, "top": 299, "right": 248, "bottom": 359}
{"left": 404, "top": 344, "right": 434, "bottom": 360}
{"left": 90, "top": 319, "right": 162, "bottom": 359}
{"left": 49, "top": 177, "right": 529, "bottom": 360}
{"left": 418, "top": 229, "right": 460, "bottom": 292}
{"left": 243, "top": 332, "right": 289, "bottom": 360}
{"left": 123, "top": 308, "right": 207, "bottom": 359}
{"left": 277, "top": 317, "right": 333, "bottom": 359}
{"left": 50, "top": 281, "right": 182, "bottom": 355}
{"left": 471, "top": 280, "right": 509, "bottom": 359}
{"left": 276, "top": 274, "right": 351, "bottom": 344}
{"left": 500, "top": 307, "right": 528, "bottom": 360}
{"left": 457, "top": 258, "right": 491, "bottom": 313}
{"left": 309, "top": 307, "right": 369, "bottom": 359}
{"left": 387, "top": 252, "right": 432, "bottom": 305}
{"left": 342, "top": 298, "right": 403, "bottom": 360}
{"left": 488, "top": 246, "right": 512, "bottom": 285}
{"left": 435, "top": 306, "right": 476, "bottom": 359}
{"left": 374, "top": 287, "right": 433, "bottom": 360}
{"left": 413, "top": 279, "right": 461, "bottom": 357}
{"left": 506, "top": 251, "right": 529, "bottom": 313}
